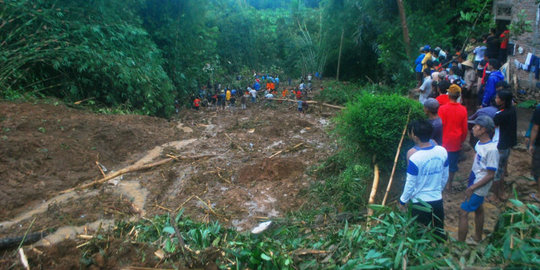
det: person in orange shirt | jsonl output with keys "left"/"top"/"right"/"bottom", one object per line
{"left": 266, "top": 82, "right": 271, "bottom": 90}
{"left": 438, "top": 84, "right": 468, "bottom": 191}
{"left": 282, "top": 89, "right": 289, "bottom": 99}
{"left": 193, "top": 97, "right": 201, "bottom": 111}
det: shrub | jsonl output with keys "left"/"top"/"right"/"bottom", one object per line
{"left": 335, "top": 93, "right": 424, "bottom": 167}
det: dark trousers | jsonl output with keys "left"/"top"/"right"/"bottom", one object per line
{"left": 412, "top": 199, "right": 445, "bottom": 240}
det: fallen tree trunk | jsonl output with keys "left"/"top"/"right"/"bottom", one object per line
{"left": 60, "top": 154, "right": 215, "bottom": 194}
{"left": 0, "top": 232, "right": 48, "bottom": 250}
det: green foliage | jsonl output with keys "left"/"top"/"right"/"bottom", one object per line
{"left": 99, "top": 196, "right": 540, "bottom": 269}
{"left": 314, "top": 81, "right": 362, "bottom": 105}
{"left": 335, "top": 93, "right": 424, "bottom": 166}
{"left": 509, "top": 9, "right": 534, "bottom": 38}
{"left": 489, "top": 199, "right": 540, "bottom": 267}
{"left": 518, "top": 100, "right": 537, "bottom": 109}
{"left": 315, "top": 81, "right": 412, "bottom": 105}
{"left": 1, "top": 0, "right": 175, "bottom": 117}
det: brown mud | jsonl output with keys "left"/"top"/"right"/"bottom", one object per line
{"left": 0, "top": 95, "right": 537, "bottom": 268}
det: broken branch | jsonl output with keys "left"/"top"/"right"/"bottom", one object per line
{"left": 59, "top": 154, "right": 214, "bottom": 194}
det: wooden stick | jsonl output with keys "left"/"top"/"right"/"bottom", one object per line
{"left": 96, "top": 161, "right": 106, "bottom": 177}
{"left": 216, "top": 171, "right": 232, "bottom": 184}
{"left": 60, "top": 154, "right": 214, "bottom": 194}
{"left": 382, "top": 109, "right": 411, "bottom": 206}
{"left": 366, "top": 161, "right": 380, "bottom": 218}
{"left": 269, "top": 143, "right": 304, "bottom": 159}
{"left": 18, "top": 248, "right": 30, "bottom": 270}
{"left": 194, "top": 196, "right": 228, "bottom": 221}
{"left": 224, "top": 133, "right": 245, "bottom": 152}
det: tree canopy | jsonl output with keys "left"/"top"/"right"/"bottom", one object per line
{"left": 0, "top": 0, "right": 494, "bottom": 116}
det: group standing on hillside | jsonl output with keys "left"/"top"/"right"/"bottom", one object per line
{"left": 402, "top": 27, "right": 539, "bottom": 243}
{"left": 185, "top": 72, "right": 318, "bottom": 113}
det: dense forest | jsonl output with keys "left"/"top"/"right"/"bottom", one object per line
{"left": 1, "top": 0, "right": 492, "bottom": 116}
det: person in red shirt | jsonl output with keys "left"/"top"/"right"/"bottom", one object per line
{"left": 193, "top": 97, "right": 201, "bottom": 111}
{"left": 438, "top": 84, "right": 468, "bottom": 191}
{"left": 436, "top": 80, "right": 451, "bottom": 106}
{"left": 499, "top": 29, "right": 509, "bottom": 64}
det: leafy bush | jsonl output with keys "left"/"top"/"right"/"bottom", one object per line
{"left": 489, "top": 199, "right": 540, "bottom": 267}
{"left": 1, "top": 0, "right": 175, "bottom": 117}
{"left": 335, "top": 93, "right": 424, "bottom": 167}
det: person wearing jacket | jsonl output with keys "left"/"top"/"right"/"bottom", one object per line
{"left": 481, "top": 59, "right": 504, "bottom": 107}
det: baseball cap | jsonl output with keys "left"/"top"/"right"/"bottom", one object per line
{"left": 468, "top": 115, "right": 495, "bottom": 133}
{"left": 423, "top": 45, "right": 431, "bottom": 52}
{"left": 423, "top": 98, "right": 439, "bottom": 113}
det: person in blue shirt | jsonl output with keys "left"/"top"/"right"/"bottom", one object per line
{"left": 415, "top": 47, "right": 427, "bottom": 87}
{"left": 481, "top": 59, "right": 504, "bottom": 107}
{"left": 253, "top": 81, "right": 261, "bottom": 91}
{"left": 399, "top": 119, "right": 448, "bottom": 240}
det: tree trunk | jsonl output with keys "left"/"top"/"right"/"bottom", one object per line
{"left": 397, "top": 0, "right": 411, "bottom": 59}
{"left": 336, "top": 27, "right": 344, "bottom": 81}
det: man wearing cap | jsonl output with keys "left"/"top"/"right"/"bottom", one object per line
{"left": 424, "top": 98, "right": 443, "bottom": 145}
{"left": 458, "top": 116, "right": 499, "bottom": 242}
{"left": 438, "top": 84, "right": 468, "bottom": 191}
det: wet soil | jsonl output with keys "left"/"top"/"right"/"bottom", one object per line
{"left": 0, "top": 93, "right": 537, "bottom": 268}
{"left": 0, "top": 95, "right": 336, "bottom": 268}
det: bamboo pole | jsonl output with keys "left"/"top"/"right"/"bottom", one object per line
{"left": 366, "top": 157, "right": 380, "bottom": 218}
{"left": 382, "top": 109, "right": 411, "bottom": 206}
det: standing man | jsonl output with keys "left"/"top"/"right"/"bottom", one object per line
{"left": 438, "top": 84, "right": 468, "bottom": 191}
{"left": 490, "top": 90, "right": 517, "bottom": 202}
{"left": 417, "top": 69, "right": 433, "bottom": 105}
{"left": 482, "top": 59, "right": 504, "bottom": 107}
{"left": 423, "top": 98, "right": 443, "bottom": 146}
{"left": 458, "top": 116, "right": 498, "bottom": 242}
{"left": 399, "top": 119, "right": 448, "bottom": 239}
{"left": 414, "top": 47, "right": 425, "bottom": 86}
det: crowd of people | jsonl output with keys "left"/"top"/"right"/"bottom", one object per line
{"left": 401, "top": 28, "right": 539, "bottom": 243}
{"left": 183, "top": 73, "right": 319, "bottom": 113}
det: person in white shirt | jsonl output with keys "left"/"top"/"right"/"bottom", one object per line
{"left": 416, "top": 69, "right": 433, "bottom": 104}
{"left": 458, "top": 115, "right": 499, "bottom": 242}
{"left": 399, "top": 119, "right": 448, "bottom": 239}
{"left": 249, "top": 87, "right": 257, "bottom": 103}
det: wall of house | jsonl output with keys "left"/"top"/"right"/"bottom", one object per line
{"left": 507, "top": 0, "right": 540, "bottom": 101}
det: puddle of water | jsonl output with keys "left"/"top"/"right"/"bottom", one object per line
{"left": 0, "top": 190, "right": 98, "bottom": 230}
{"left": 134, "top": 139, "right": 197, "bottom": 166}
{"left": 35, "top": 219, "right": 115, "bottom": 246}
